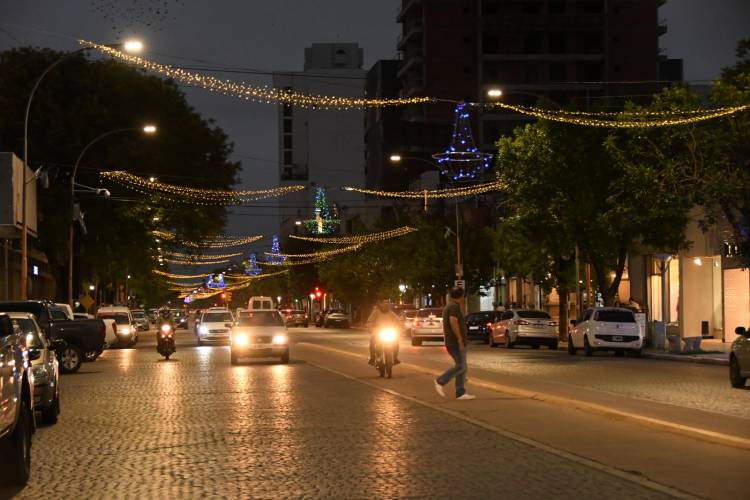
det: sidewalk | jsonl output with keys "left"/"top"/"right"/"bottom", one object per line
{"left": 642, "top": 339, "right": 731, "bottom": 366}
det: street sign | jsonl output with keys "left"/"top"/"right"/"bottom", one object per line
{"left": 79, "top": 294, "right": 94, "bottom": 311}
{"left": 454, "top": 280, "right": 465, "bottom": 289}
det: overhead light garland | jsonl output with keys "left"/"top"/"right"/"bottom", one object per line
{"left": 343, "top": 181, "right": 504, "bottom": 199}
{"left": 80, "top": 39, "right": 432, "bottom": 109}
{"left": 153, "top": 231, "right": 264, "bottom": 249}
{"left": 167, "top": 281, "right": 203, "bottom": 288}
{"left": 257, "top": 257, "right": 328, "bottom": 267}
{"left": 162, "top": 257, "right": 231, "bottom": 266}
{"left": 102, "top": 171, "right": 304, "bottom": 205}
{"left": 265, "top": 243, "right": 362, "bottom": 260}
{"left": 289, "top": 226, "right": 417, "bottom": 244}
{"left": 153, "top": 269, "right": 207, "bottom": 279}
{"left": 167, "top": 251, "right": 243, "bottom": 260}
{"left": 487, "top": 102, "right": 750, "bottom": 128}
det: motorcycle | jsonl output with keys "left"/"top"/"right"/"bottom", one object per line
{"left": 157, "top": 322, "right": 176, "bottom": 360}
{"left": 373, "top": 327, "right": 398, "bottom": 378}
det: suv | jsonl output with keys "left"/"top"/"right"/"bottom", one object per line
{"left": 96, "top": 306, "right": 138, "bottom": 347}
{"left": 0, "top": 313, "right": 35, "bottom": 485}
{"left": 568, "top": 307, "right": 642, "bottom": 357}
{"left": 197, "top": 308, "right": 235, "bottom": 345}
{"left": 490, "top": 309, "right": 558, "bottom": 349}
{"left": 730, "top": 326, "right": 750, "bottom": 388}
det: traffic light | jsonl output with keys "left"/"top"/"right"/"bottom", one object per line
{"left": 314, "top": 287, "right": 323, "bottom": 299}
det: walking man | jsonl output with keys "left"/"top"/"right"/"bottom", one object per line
{"left": 434, "top": 287, "right": 475, "bottom": 400}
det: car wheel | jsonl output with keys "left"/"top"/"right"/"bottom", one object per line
{"left": 614, "top": 350, "right": 625, "bottom": 357}
{"left": 504, "top": 332, "right": 514, "bottom": 349}
{"left": 40, "top": 393, "right": 59, "bottom": 425}
{"left": 730, "top": 356, "right": 747, "bottom": 388}
{"left": 584, "top": 336, "right": 594, "bottom": 357}
{"left": 59, "top": 345, "right": 83, "bottom": 374}
{"left": 549, "top": 342, "right": 558, "bottom": 351}
{"left": 0, "top": 400, "right": 31, "bottom": 485}
{"left": 411, "top": 337, "right": 422, "bottom": 347}
{"left": 281, "top": 351, "right": 290, "bottom": 364}
{"left": 567, "top": 336, "right": 577, "bottom": 355}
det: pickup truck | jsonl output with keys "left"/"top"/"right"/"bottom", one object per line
{"left": 0, "top": 301, "right": 105, "bottom": 374}
{"left": 0, "top": 313, "right": 34, "bottom": 485}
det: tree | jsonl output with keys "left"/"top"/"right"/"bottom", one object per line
{"left": 0, "top": 47, "right": 240, "bottom": 304}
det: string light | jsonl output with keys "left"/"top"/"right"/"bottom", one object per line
{"left": 433, "top": 103, "right": 493, "bottom": 180}
{"left": 153, "top": 270, "right": 207, "bottom": 279}
{"left": 289, "top": 226, "right": 417, "bottom": 244}
{"left": 102, "top": 171, "right": 304, "bottom": 204}
{"left": 342, "top": 181, "right": 504, "bottom": 199}
{"left": 487, "top": 102, "right": 750, "bottom": 128}
{"left": 80, "top": 39, "right": 432, "bottom": 109}
{"left": 161, "top": 257, "right": 231, "bottom": 266}
{"left": 265, "top": 244, "right": 362, "bottom": 260}
{"left": 167, "top": 251, "right": 243, "bottom": 260}
{"left": 153, "top": 231, "right": 264, "bottom": 249}
{"left": 257, "top": 257, "right": 328, "bottom": 267}
{"left": 167, "top": 281, "right": 203, "bottom": 287}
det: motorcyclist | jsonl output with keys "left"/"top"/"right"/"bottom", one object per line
{"left": 366, "top": 299, "right": 401, "bottom": 366}
{"left": 157, "top": 307, "right": 175, "bottom": 348}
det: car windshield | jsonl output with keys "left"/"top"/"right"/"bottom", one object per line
{"left": 132, "top": 312, "right": 146, "bottom": 319}
{"left": 517, "top": 310, "right": 551, "bottom": 319}
{"left": 238, "top": 311, "right": 283, "bottom": 327}
{"left": 418, "top": 309, "right": 442, "bottom": 318}
{"left": 98, "top": 313, "right": 130, "bottom": 324}
{"left": 50, "top": 309, "right": 69, "bottom": 320}
{"left": 11, "top": 318, "right": 44, "bottom": 349}
{"left": 596, "top": 310, "right": 635, "bottom": 323}
{"left": 202, "top": 312, "right": 233, "bottom": 322}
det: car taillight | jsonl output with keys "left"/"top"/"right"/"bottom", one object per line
{"left": 413, "top": 318, "right": 420, "bottom": 326}
{"left": 514, "top": 319, "right": 529, "bottom": 325}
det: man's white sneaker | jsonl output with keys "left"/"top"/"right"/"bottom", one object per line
{"left": 434, "top": 380, "right": 445, "bottom": 397}
{"left": 457, "top": 393, "right": 476, "bottom": 400}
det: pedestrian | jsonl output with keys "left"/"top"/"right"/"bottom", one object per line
{"left": 434, "top": 287, "right": 475, "bottom": 400}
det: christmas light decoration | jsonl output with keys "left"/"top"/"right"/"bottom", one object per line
{"left": 243, "top": 253, "right": 262, "bottom": 276}
{"left": 304, "top": 188, "right": 340, "bottom": 235}
{"left": 167, "top": 281, "right": 203, "bottom": 288}
{"left": 206, "top": 273, "right": 227, "bottom": 289}
{"left": 265, "top": 235, "right": 286, "bottom": 265}
{"left": 289, "top": 226, "right": 417, "bottom": 244}
{"left": 342, "top": 181, "right": 504, "bottom": 199}
{"left": 153, "top": 231, "right": 264, "bottom": 249}
{"left": 153, "top": 270, "right": 207, "bottom": 279}
{"left": 162, "top": 257, "right": 231, "bottom": 266}
{"left": 432, "top": 102, "right": 493, "bottom": 180}
{"left": 102, "top": 171, "right": 304, "bottom": 205}
{"left": 266, "top": 243, "right": 362, "bottom": 260}
{"left": 167, "top": 251, "right": 243, "bottom": 260}
{"left": 80, "top": 39, "right": 432, "bottom": 109}
{"left": 257, "top": 257, "right": 328, "bottom": 267}
{"left": 487, "top": 102, "right": 750, "bottom": 128}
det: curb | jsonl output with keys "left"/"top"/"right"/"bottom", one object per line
{"left": 642, "top": 352, "right": 729, "bottom": 367}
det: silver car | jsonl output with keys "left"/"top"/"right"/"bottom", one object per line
{"left": 489, "top": 309, "right": 558, "bottom": 349}
{"left": 411, "top": 308, "right": 444, "bottom": 346}
{"left": 9, "top": 312, "right": 62, "bottom": 425}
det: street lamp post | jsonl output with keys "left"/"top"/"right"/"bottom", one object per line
{"left": 389, "top": 155, "right": 463, "bottom": 282}
{"left": 20, "top": 40, "right": 143, "bottom": 300}
{"left": 67, "top": 125, "right": 156, "bottom": 305}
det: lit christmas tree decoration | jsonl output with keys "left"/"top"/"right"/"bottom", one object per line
{"left": 432, "top": 102, "right": 494, "bottom": 181}
{"left": 303, "top": 188, "right": 340, "bottom": 235}
{"left": 265, "top": 236, "right": 287, "bottom": 265}
{"left": 243, "top": 253, "right": 262, "bottom": 276}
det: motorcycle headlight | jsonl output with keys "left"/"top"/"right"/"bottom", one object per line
{"left": 198, "top": 325, "right": 209, "bottom": 335}
{"left": 272, "top": 334, "right": 288, "bottom": 345}
{"left": 378, "top": 328, "right": 398, "bottom": 343}
{"left": 233, "top": 333, "right": 249, "bottom": 347}
{"left": 160, "top": 324, "right": 172, "bottom": 333}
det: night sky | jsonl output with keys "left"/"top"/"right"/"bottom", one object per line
{"left": 0, "top": 0, "right": 747, "bottom": 239}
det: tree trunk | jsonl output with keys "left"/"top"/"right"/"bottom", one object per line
{"left": 558, "top": 283, "right": 569, "bottom": 341}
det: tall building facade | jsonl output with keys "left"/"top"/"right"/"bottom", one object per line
{"left": 273, "top": 43, "right": 367, "bottom": 237}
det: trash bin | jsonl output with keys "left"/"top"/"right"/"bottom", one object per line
{"left": 667, "top": 334, "right": 682, "bottom": 353}
{"left": 652, "top": 321, "right": 666, "bottom": 350}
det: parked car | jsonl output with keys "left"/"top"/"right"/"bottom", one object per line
{"left": 323, "top": 309, "right": 350, "bottom": 328}
{"left": 73, "top": 313, "right": 94, "bottom": 320}
{"left": 489, "top": 309, "right": 558, "bottom": 349}
{"left": 0, "top": 313, "right": 35, "bottom": 485}
{"left": 281, "top": 309, "right": 309, "bottom": 327}
{"left": 8, "top": 313, "right": 62, "bottom": 425}
{"left": 131, "top": 309, "right": 150, "bottom": 331}
{"left": 466, "top": 311, "right": 501, "bottom": 341}
{"left": 411, "top": 308, "right": 444, "bottom": 346}
{"left": 230, "top": 309, "right": 289, "bottom": 364}
{"left": 53, "top": 303, "right": 74, "bottom": 320}
{"left": 568, "top": 307, "right": 642, "bottom": 357}
{"left": 197, "top": 308, "right": 234, "bottom": 345}
{"left": 0, "top": 301, "right": 105, "bottom": 374}
{"left": 147, "top": 308, "right": 158, "bottom": 326}
{"left": 398, "top": 309, "right": 418, "bottom": 338}
{"left": 730, "top": 326, "right": 750, "bottom": 388}
{"left": 96, "top": 306, "right": 138, "bottom": 347}
{"left": 171, "top": 309, "right": 188, "bottom": 330}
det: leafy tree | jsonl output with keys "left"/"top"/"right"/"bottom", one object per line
{"left": 0, "top": 47, "right": 239, "bottom": 304}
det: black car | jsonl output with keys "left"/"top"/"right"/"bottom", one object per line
{"left": 466, "top": 311, "right": 501, "bottom": 341}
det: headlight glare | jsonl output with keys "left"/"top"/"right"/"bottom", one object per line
{"left": 198, "top": 325, "right": 209, "bottom": 335}
{"left": 272, "top": 334, "right": 288, "bottom": 345}
{"left": 233, "top": 334, "right": 249, "bottom": 347}
{"left": 378, "top": 328, "right": 398, "bottom": 343}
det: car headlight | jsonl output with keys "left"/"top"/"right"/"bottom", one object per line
{"left": 233, "top": 333, "right": 249, "bottom": 347}
{"left": 272, "top": 334, "right": 288, "bottom": 345}
{"left": 32, "top": 364, "right": 49, "bottom": 381}
{"left": 378, "top": 328, "right": 398, "bottom": 343}
{"left": 120, "top": 327, "right": 131, "bottom": 335}
{"left": 198, "top": 325, "right": 209, "bottom": 335}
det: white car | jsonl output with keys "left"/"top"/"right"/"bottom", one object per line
{"left": 568, "top": 307, "right": 642, "bottom": 357}
{"left": 197, "top": 308, "right": 234, "bottom": 345}
{"left": 489, "top": 309, "right": 558, "bottom": 349}
{"left": 411, "top": 308, "right": 444, "bottom": 346}
{"left": 96, "top": 306, "right": 138, "bottom": 347}
{"left": 230, "top": 309, "right": 289, "bottom": 364}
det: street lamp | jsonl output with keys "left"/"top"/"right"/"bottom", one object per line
{"left": 487, "top": 88, "right": 503, "bottom": 98}
{"left": 20, "top": 39, "right": 144, "bottom": 299}
{"left": 389, "top": 154, "right": 464, "bottom": 282}
{"left": 67, "top": 124, "right": 157, "bottom": 305}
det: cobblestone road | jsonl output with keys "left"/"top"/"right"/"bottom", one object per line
{"left": 5, "top": 331, "right": 678, "bottom": 499}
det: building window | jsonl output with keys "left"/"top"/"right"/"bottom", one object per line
{"left": 283, "top": 104, "right": 292, "bottom": 117}
{"left": 283, "top": 135, "right": 292, "bottom": 149}
{"left": 283, "top": 119, "right": 292, "bottom": 134}
{"left": 283, "top": 151, "right": 293, "bottom": 165}
{"left": 582, "top": 34, "right": 603, "bottom": 54}
{"left": 334, "top": 49, "right": 347, "bottom": 66}
{"left": 548, "top": 33, "right": 566, "bottom": 54}
{"left": 523, "top": 35, "right": 542, "bottom": 54}
{"left": 549, "top": 63, "right": 566, "bottom": 82}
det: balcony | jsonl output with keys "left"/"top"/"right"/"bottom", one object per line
{"left": 396, "top": 52, "right": 424, "bottom": 79}
{"left": 482, "top": 14, "right": 605, "bottom": 32}
{"left": 396, "top": 0, "right": 422, "bottom": 22}
{"left": 397, "top": 21, "right": 424, "bottom": 49}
